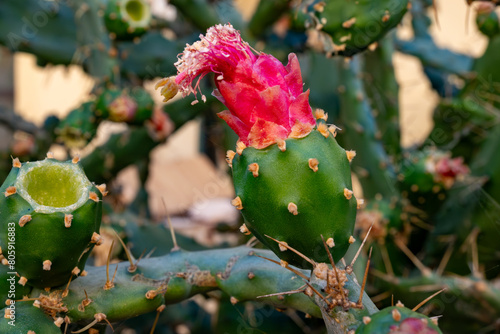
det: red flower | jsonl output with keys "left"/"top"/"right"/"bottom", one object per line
{"left": 173, "top": 23, "right": 316, "bottom": 149}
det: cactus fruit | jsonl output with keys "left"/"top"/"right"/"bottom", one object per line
{"left": 355, "top": 305, "right": 442, "bottom": 334}
{"left": 54, "top": 101, "right": 98, "bottom": 149}
{"left": 158, "top": 23, "right": 357, "bottom": 268}
{"left": 95, "top": 86, "right": 154, "bottom": 124}
{"left": 0, "top": 301, "right": 61, "bottom": 334}
{"left": 0, "top": 157, "right": 104, "bottom": 288}
{"left": 104, "top": 0, "right": 151, "bottom": 40}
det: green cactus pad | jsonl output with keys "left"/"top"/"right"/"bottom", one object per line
{"left": 104, "top": 0, "right": 152, "bottom": 40}
{"left": 355, "top": 306, "right": 442, "bottom": 333}
{"left": 54, "top": 101, "right": 98, "bottom": 149}
{"left": 0, "top": 158, "right": 103, "bottom": 288}
{"left": 231, "top": 128, "right": 357, "bottom": 268}
{"left": 0, "top": 302, "right": 61, "bottom": 334}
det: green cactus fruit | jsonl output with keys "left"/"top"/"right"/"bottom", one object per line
{"left": 95, "top": 87, "right": 154, "bottom": 124}
{"left": 0, "top": 302, "right": 61, "bottom": 334}
{"left": 476, "top": 4, "right": 500, "bottom": 38}
{"left": 54, "top": 101, "right": 98, "bottom": 149}
{"left": 356, "top": 305, "right": 442, "bottom": 333}
{"left": 0, "top": 264, "right": 32, "bottom": 305}
{"left": 298, "top": 0, "right": 409, "bottom": 56}
{"left": 104, "top": 0, "right": 152, "bottom": 40}
{"left": 231, "top": 124, "right": 358, "bottom": 269}
{"left": 0, "top": 157, "right": 104, "bottom": 288}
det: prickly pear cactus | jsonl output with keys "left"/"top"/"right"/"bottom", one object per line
{"left": 356, "top": 305, "right": 442, "bottom": 334}
{"left": 95, "top": 86, "right": 154, "bottom": 124}
{"left": 0, "top": 302, "right": 61, "bottom": 333}
{"left": 231, "top": 125, "right": 357, "bottom": 268}
{"left": 0, "top": 157, "right": 104, "bottom": 288}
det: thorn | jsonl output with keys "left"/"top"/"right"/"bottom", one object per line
{"left": 96, "top": 184, "right": 108, "bottom": 197}
{"left": 317, "top": 122, "right": 329, "bottom": 138}
{"left": 304, "top": 281, "right": 333, "bottom": 308}
{"left": 18, "top": 215, "right": 32, "bottom": 227}
{"left": 277, "top": 139, "right": 286, "bottom": 152}
{"left": 162, "top": 198, "right": 179, "bottom": 251}
{"left": 71, "top": 313, "right": 112, "bottom": 333}
{"left": 328, "top": 125, "right": 339, "bottom": 137}
{"left": 436, "top": 237, "right": 455, "bottom": 276}
{"left": 344, "top": 188, "right": 353, "bottom": 200}
{"left": 349, "top": 223, "right": 373, "bottom": 268}
{"left": 379, "top": 242, "right": 394, "bottom": 276}
{"left": 231, "top": 196, "right": 243, "bottom": 210}
{"left": 308, "top": 158, "right": 319, "bottom": 172}
{"left": 411, "top": 288, "right": 446, "bottom": 312}
{"left": 362, "top": 316, "right": 371, "bottom": 324}
{"left": 104, "top": 239, "right": 116, "bottom": 290}
{"left": 150, "top": 305, "right": 166, "bottom": 334}
{"left": 90, "top": 232, "right": 103, "bottom": 245}
{"left": 4, "top": 186, "right": 16, "bottom": 197}
{"left": 392, "top": 308, "right": 401, "bottom": 322}
{"left": 112, "top": 229, "right": 136, "bottom": 272}
{"left": 245, "top": 236, "right": 259, "bottom": 248}
{"left": 357, "top": 247, "right": 372, "bottom": 306}
{"left": 64, "top": 214, "right": 73, "bottom": 228}
{"left": 71, "top": 267, "right": 81, "bottom": 276}
{"left": 265, "top": 235, "right": 316, "bottom": 266}
{"left": 252, "top": 253, "right": 309, "bottom": 280}
{"left": 89, "top": 191, "right": 99, "bottom": 203}
{"left": 239, "top": 224, "right": 251, "bottom": 235}
{"left": 278, "top": 241, "right": 289, "bottom": 252}
{"left": 248, "top": 163, "right": 259, "bottom": 177}
{"left": 62, "top": 274, "right": 74, "bottom": 298}
{"left": 12, "top": 157, "right": 21, "bottom": 168}
{"left": 54, "top": 317, "right": 65, "bottom": 327}
{"left": 18, "top": 276, "right": 27, "bottom": 286}
{"left": 326, "top": 237, "right": 335, "bottom": 248}
{"left": 346, "top": 150, "right": 356, "bottom": 163}
{"left": 46, "top": 151, "right": 55, "bottom": 159}
{"left": 396, "top": 300, "right": 404, "bottom": 307}
{"left": 314, "top": 109, "right": 328, "bottom": 121}
{"left": 42, "top": 260, "right": 52, "bottom": 271}
{"left": 226, "top": 150, "right": 236, "bottom": 167}
{"left": 236, "top": 140, "right": 246, "bottom": 155}
{"left": 394, "top": 237, "right": 432, "bottom": 277}
{"left": 287, "top": 202, "right": 299, "bottom": 215}
{"left": 257, "top": 286, "right": 307, "bottom": 299}
{"left": 72, "top": 155, "right": 80, "bottom": 164}
{"left": 348, "top": 236, "right": 356, "bottom": 244}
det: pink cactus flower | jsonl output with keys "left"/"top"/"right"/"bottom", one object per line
{"left": 173, "top": 23, "right": 316, "bottom": 149}
{"left": 425, "top": 152, "right": 470, "bottom": 189}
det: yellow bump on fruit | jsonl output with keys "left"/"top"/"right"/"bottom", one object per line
{"left": 346, "top": 150, "right": 356, "bottom": 162}
{"left": 328, "top": 125, "right": 339, "bottom": 137}
{"left": 4, "top": 308, "right": 12, "bottom": 319}
{"left": 280, "top": 259, "right": 288, "bottom": 268}
{"left": 33, "top": 300, "right": 41, "bottom": 308}
{"left": 314, "top": 108, "right": 328, "bottom": 121}
{"left": 18, "top": 215, "right": 32, "bottom": 227}
{"left": 230, "top": 296, "right": 238, "bottom": 305}
{"left": 368, "top": 42, "right": 378, "bottom": 51}
{"left": 396, "top": 300, "right": 405, "bottom": 307}
{"left": 248, "top": 163, "right": 259, "bottom": 177}
{"left": 72, "top": 267, "right": 81, "bottom": 276}
{"left": 317, "top": 122, "right": 329, "bottom": 138}
{"left": 342, "top": 17, "right": 356, "bottom": 28}
{"left": 4, "top": 186, "right": 16, "bottom": 197}
{"left": 1, "top": 259, "right": 8, "bottom": 266}
{"left": 96, "top": 184, "right": 108, "bottom": 197}
{"left": 54, "top": 317, "right": 64, "bottom": 327}
{"left": 4, "top": 299, "right": 11, "bottom": 306}
{"left": 344, "top": 188, "right": 353, "bottom": 200}
{"left": 46, "top": 151, "right": 55, "bottom": 159}
{"left": 145, "top": 290, "right": 158, "bottom": 299}
{"left": 421, "top": 318, "right": 428, "bottom": 325}
{"left": 431, "top": 317, "right": 439, "bottom": 326}
{"left": 362, "top": 316, "right": 371, "bottom": 324}
{"left": 277, "top": 138, "right": 286, "bottom": 152}
{"left": 64, "top": 214, "right": 73, "bottom": 228}
{"left": 89, "top": 191, "right": 99, "bottom": 202}
{"left": 278, "top": 241, "right": 289, "bottom": 252}
{"left": 72, "top": 155, "right": 80, "bottom": 164}
{"left": 392, "top": 308, "right": 401, "bottom": 322}
{"left": 247, "top": 272, "right": 255, "bottom": 279}
{"left": 80, "top": 270, "right": 88, "bottom": 277}
{"left": 226, "top": 150, "right": 236, "bottom": 168}
{"left": 382, "top": 10, "right": 391, "bottom": 22}
{"left": 410, "top": 184, "right": 419, "bottom": 192}
{"left": 231, "top": 196, "right": 243, "bottom": 210}
{"left": 326, "top": 237, "right": 335, "bottom": 248}
{"left": 348, "top": 236, "right": 356, "bottom": 244}
{"left": 308, "top": 158, "right": 319, "bottom": 172}
{"left": 236, "top": 140, "right": 246, "bottom": 155}
{"left": 91, "top": 232, "right": 103, "bottom": 245}
{"left": 287, "top": 202, "right": 298, "bottom": 215}
{"left": 357, "top": 198, "right": 364, "bottom": 209}
{"left": 239, "top": 224, "right": 251, "bottom": 235}
{"left": 12, "top": 158, "right": 21, "bottom": 168}
{"left": 42, "top": 260, "right": 52, "bottom": 271}
{"left": 18, "top": 276, "right": 28, "bottom": 286}
{"left": 155, "top": 76, "right": 179, "bottom": 102}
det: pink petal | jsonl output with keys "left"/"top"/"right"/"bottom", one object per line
{"left": 247, "top": 118, "right": 288, "bottom": 149}
{"left": 285, "top": 53, "right": 304, "bottom": 97}
{"left": 252, "top": 55, "right": 288, "bottom": 91}
{"left": 288, "top": 90, "right": 315, "bottom": 128}
{"left": 217, "top": 110, "right": 250, "bottom": 144}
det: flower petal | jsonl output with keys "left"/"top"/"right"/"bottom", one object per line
{"left": 247, "top": 119, "right": 288, "bottom": 149}
{"left": 217, "top": 110, "right": 250, "bottom": 143}
{"left": 288, "top": 89, "right": 315, "bottom": 128}
{"left": 285, "top": 53, "right": 304, "bottom": 97}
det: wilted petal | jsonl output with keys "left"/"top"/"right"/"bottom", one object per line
{"left": 288, "top": 90, "right": 315, "bottom": 128}
{"left": 217, "top": 110, "right": 250, "bottom": 142}
{"left": 247, "top": 119, "right": 289, "bottom": 149}
{"left": 285, "top": 53, "right": 304, "bottom": 97}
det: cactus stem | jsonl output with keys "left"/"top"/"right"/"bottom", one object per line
{"left": 357, "top": 247, "right": 372, "bottom": 306}
{"left": 12, "top": 157, "right": 21, "bottom": 168}
{"left": 231, "top": 196, "right": 243, "bottom": 210}
{"left": 43, "top": 260, "right": 52, "bottom": 271}
{"left": 18, "top": 214, "right": 32, "bottom": 227}
{"left": 64, "top": 214, "right": 73, "bottom": 228}
{"left": 287, "top": 202, "right": 299, "bottom": 215}
{"left": 276, "top": 139, "right": 286, "bottom": 151}
{"left": 239, "top": 224, "right": 251, "bottom": 235}
{"left": 394, "top": 237, "right": 432, "bottom": 277}
{"left": 225, "top": 150, "right": 236, "bottom": 167}
{"left": 4, "top": 186, "right": 16, "bottom": 197}
{"left": 248, "top": 163, "right": 259, "bottom": 177}
{"left": 18, "top": 276, "right": 27, "bottom": 286}
{"left": 344, "top": 188, "right": 353, "bottom": 200}
{"left": 308, "top": 158, "right": 319, "bottom": 172}
{"left": 392, "top": 308, "right": 401, "bottom": 322}
{"left": 104, "top": 239, "right": 116, "bottom": 290}
{"left": 317, "top": 123, "right": 329, "bottom": 138}
{"left": 411, "top": 288, "right": 446, "bottom": 312}
{"left": 264, "top": 235, "right": 316, "bottom": 266}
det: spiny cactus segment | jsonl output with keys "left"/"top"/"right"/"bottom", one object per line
{"left": 104, "top": 0, "right": 152, "bottom": 40}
